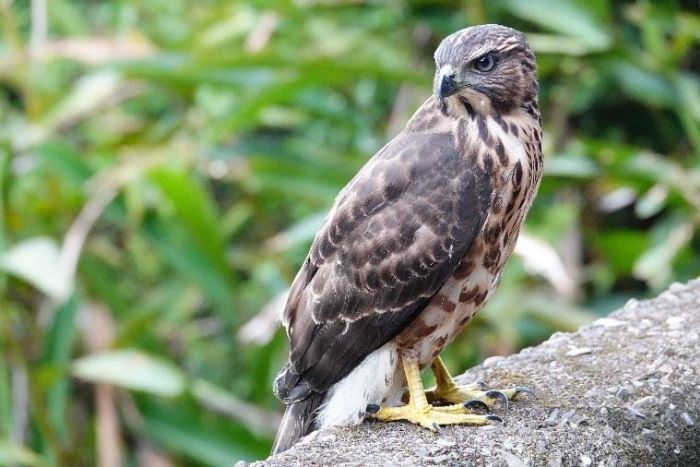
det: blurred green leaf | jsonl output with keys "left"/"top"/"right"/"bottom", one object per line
{"left": 143, "top": 218, "right": 235, "bottom": 313}
{"left": 35, "top": 142, "right": 93, "bottom": 187}
{"left": 634, "top": 222, "right": 693, "bottom": 290}
{"left": 0, "top": 237, "right": 72, "bottom": 301}
{"left": 139, "top": 400, "right": 268, "bottom": 464}
{"left": 40, "top": 294, "right": 80, "bottom": 442}
{"left": 42, "top": 71, "right": 123, "bottom": 135}
{"left": 0, "top": 362, "right": 11, "bottom": 438}
{"left": 503, "top": 0, "right": 611, "bottom": 51}
{"left": 676, "top": 74, "right": 700, "bottom": 123}
{"left": 0, "top": 441, "right": 40, "bottom": 466}
{"left": 265, "top": 210, "right": 326, "bottom": 252}
{"left": 635, "top": 184, "right": 668, "bottom": 219}
{"left": 150, "top": 168, "right": 231, "bottom": 278}
{"left": 527, "top": 33, "right": 603, "bottom": 56}
{"left": 596, "top": 230, "right": 649, "bottom": 275}
{"left": 545, "top": 153, "right": 599, "bottom": 178}
{"left": 525, "top": 295, "right": 596, "bottom": 331}
{"left": 191, "top": 378, "right": 279, "bottom": 436}
{"left": 73, "top": 349, "right": 185, "bottom": 397}
{"left": 609, "top": 62, "right": 678, "bottom": 108}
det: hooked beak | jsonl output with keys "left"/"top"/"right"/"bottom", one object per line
{"left": 436, "top": 65, "right": 466, "bottom": 101}
{"left": 438, "top": 73, "right": 459, "bottom": 100}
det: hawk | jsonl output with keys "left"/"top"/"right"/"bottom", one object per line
{"left": 272, "top": 24, "right": 542, "bottom": 454}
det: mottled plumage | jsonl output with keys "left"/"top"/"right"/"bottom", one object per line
{"left": 273, "top": 24, "right": 542, "bottom": 454}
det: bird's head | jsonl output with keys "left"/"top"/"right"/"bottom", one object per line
{"left": 433, "top": 24, "right": 538, "bottom": 114}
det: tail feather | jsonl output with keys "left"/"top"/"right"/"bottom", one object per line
{"left": 271, "top": 391, "right": 325, "bottom": 455}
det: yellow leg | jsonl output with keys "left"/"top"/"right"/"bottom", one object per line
{"left": 426, "top": 356, "right": 532, "bottom": 410}
{"left": 367, "top": 357, "right": 500, "bottom": 430}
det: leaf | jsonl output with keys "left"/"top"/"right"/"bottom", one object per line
{"left": 143, "top": 219, "right": 235, "bottom": 314}
{"left": 634, "top": 222, "right": 693, "bottom": 290}
{"left": 502, "top": 0, "right": 611, "bottom": 51}
{"left": 190, "top": 379, "right": 280, "bottom": 435}
{"left": 40, "top": 295, "right": 80, "bottom": 442}
{"left": 526, "top": 33, "right": 601, "bottom": 56}
{"left": 0, "top": 361, "right": 11, "bottom": 438}
{"left": 0, "top": 146, "right": 8, "bottom": 253}
{"left": 676, "top": 73, "right": 700, "bottom": 121}
{"left": 609, "top": 63, "right": 678, "bottom": 108}
{"left": 150, "top": 169, "right": 231, "bottom": 279}
{"left": 525, "top": 297, "right": 596, "bottom": 330}
{"left": 72, "top": 349, "right": 185, "bottom": 397}
{"left": 635, "top": 184, "right": 668, "bottom": 219}
{"left": 545, "top": 153, "right": 599, "bottom": 178}
{"left": 265, "top": 210, "right": 327, "bottom": 252}
{"left": 138, "top": 400, "right": 269, "bottom": 464}
{"left": 47, "top": 0, "right": 90, "bottom": 35}
{"left": 35, "top": 142, "right": 94, "bottom": 187}
{"left": 0, "top": 237, "right": 72, "bottom": 302}
{"left": 0, "top": 441, "right": 40, "bottom": 466}
{"left": 596, "top": 230, "right": 649, "bottom": 275}
{"left": 514, "top": 233, "right": 577, "bottom": 298}
{"left": 42, "top": 71, "right": 124, "bottom": 133}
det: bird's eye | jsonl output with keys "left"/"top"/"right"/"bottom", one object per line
{"left": 473, "top": 53, "right": 496, "bottom": 72}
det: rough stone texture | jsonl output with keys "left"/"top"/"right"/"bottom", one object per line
{"left": 251, "top": 279, "right": 700, "bottom": 466}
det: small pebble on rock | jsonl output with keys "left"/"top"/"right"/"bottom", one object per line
{"left": 436, "top": 438, "right": 456, "bottom": 448}
{"left": 566, "top": 347, "right": 592, "bottom": 357}
{"left": 593, "top": 317, "right": 627, "bottom": 328}
{"left": 615, "top": 387, "right": 632, "bottom": 401}
{"left": 632, "top": 396, "right": 658, "bottom": 411}
{"left": 666, "top": 316, "right": 684, "bottom": 329}
{"left": 545, "top": 408, "right": 560, "bottom": 426}
{"left": 483, "top": 356, "right": 505, "bottom": 367}
{"left": 624, "top": 406, "right": 647, "bottom": 420}
{"left": 681, "top": 412, "right": 695, "bottom": 427}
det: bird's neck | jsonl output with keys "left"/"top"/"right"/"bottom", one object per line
{"left": 404, "top": 94, "right": 540, "bottom": 134}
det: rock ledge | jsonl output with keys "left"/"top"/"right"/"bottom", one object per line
{"left": 253, "top": 279, "right": 700, "bottom": 466}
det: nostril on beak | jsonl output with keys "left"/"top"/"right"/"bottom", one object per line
{"left": 439, "top": 73, "right": 458, "bottom": 100}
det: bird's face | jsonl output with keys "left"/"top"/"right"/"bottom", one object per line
{"left": 433, "top": 24, "right": 538, "bottom": 112}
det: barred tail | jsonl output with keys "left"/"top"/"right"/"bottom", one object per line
{"left": 271, "top": 391, "right": 325, "bottom": 455}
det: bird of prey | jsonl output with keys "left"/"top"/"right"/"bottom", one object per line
{"left": 272, "top": 24, "right": 542, "bottom": 454}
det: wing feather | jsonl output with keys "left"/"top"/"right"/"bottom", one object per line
{"left": 275, "top": 128, "right": 492, "bottom": 401}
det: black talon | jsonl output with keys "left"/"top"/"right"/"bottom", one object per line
{"left": 366, "top": 404, "right": 380, "bottom": 414}
{"left": 463, "top": 399, "right": 490, "bottom": 414}
{"left": 486, "top": 414, "right": 503, "bottom": 423}
{"left": 513, "top": 386, "right": 534, "bottom": 398}
{"left": 485, "top": 390, "right": 509, "bottom": 411}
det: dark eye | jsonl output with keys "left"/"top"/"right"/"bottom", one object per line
{"left": 474, "top": 53, "right": 496, "bottom": 72}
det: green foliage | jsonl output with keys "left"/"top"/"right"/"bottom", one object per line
{"left": 0, "top": 0, "right": 698, "bottom": 464}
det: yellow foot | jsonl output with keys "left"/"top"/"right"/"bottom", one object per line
{"left": 367, "top": 357, "right": 502, "bottom": 431}
{"left": 424, "top": 357, "right": 533, "bottom": 411}
{"left": 426, "top": 380, "right": 532, "bottom": 410}
{"left": 366, "top": 402, "right": 501, "bottom": 431}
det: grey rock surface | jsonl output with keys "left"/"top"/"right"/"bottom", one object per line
{"left": 252, "top": 279, "right": 700, "bottom": 466}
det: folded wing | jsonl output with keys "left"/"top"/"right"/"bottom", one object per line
{"left": 275, "top": 130, "right": 492, "bottom": 401}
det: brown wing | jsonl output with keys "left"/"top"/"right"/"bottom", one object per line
{"left": 274, "top": 130, "right": 492, "bottom": 402}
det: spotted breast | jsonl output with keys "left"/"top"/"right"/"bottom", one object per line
{"left": 395, "top": 103, "right": 543, "bottom": 366}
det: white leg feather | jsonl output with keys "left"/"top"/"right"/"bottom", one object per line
{"left": 316, "top": 341, "right": 404, "bottom": 430}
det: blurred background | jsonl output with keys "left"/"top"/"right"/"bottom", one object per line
{"left": 0, "top": 0, "right": 698, "bottom": 465}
